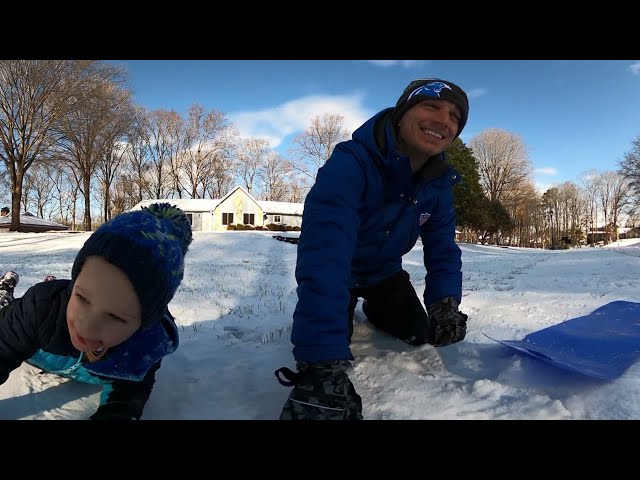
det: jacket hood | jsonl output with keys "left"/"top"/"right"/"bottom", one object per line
{"left": 351, "top": 108, "right": 394, "bottom": 168}
{"left": 351, "top": 108, "right": 447, "bottom": 171}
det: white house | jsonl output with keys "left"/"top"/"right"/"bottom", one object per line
{"left": 131, "top": 186, "right": 304, "bottom": 232}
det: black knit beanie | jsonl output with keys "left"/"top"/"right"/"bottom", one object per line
{"left": 391, "top": 78, "right": 469, "bottom": 138}
{"left": 71, "top": 203, "right": 193, "bottom": 327}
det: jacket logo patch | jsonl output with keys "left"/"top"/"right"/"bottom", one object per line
{"left": 419, "top": 212, "right": 431, "bottom": 226}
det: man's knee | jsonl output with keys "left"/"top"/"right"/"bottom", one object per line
{"left": 361, "top": 272, "right": 429, "bottom": 345}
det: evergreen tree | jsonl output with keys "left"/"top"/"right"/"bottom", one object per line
{"left": 446, "top": 138, "right": 485, "bottom": 229}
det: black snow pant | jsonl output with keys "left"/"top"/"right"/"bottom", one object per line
{"left": 347, "top": 269, "right": 430, "bottom": 346}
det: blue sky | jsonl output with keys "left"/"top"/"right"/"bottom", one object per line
{"left": 108, "top": 60, "right": 640, "bottom": 193}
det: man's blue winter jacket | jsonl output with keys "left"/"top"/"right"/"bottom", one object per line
{"left": 292, "top": 108, "right": 462, "bottom": 363}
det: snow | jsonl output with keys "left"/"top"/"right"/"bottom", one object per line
{"left": 1, "top": 230, "right": 639, "bottom": 420}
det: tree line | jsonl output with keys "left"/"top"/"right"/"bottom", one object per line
{"left": 1, "top": 60, "right": 639, "bottom": 246}
{"left": 448, "top": 130, "right": 639, "bottom": 247}
{"left": 0, "top": 60, "right": 345, "bottom": 231}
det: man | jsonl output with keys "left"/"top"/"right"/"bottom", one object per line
{"left": 276, "top": 78, "right": 470, "bottom": 420}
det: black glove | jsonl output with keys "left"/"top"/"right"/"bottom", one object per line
{"left": 275, "top": 360, "right": 363, "bottom": 420}
{"left": 89, "top": 402, "right": 137, "bottom": 420}
{"left": 426, "top": 297, "right": 468, "bottom": 347}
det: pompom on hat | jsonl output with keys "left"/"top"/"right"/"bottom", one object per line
{"left": 391, "top": 78, "right": 469, "bottom": 138}
{"left": 71, "top": 203, "right": 193, "bottom": 327}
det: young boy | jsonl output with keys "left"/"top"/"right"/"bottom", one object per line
{"left": 0, "top": 203, "right": 193, "bottom": 420}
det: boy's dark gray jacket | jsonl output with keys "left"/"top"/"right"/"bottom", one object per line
{"left": 0, "top": 279, "right": 179, "bottom": 420}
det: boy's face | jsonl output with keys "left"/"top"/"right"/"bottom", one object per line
{"left": 397, "top": 98, "right": 460, "bottom": 157}
{"left": 66, "top": 256, "right": 142, "bottom": 353}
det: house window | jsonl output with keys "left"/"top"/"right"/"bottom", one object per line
{"left": 222, "top": 213, "right": 234, "bottom": 225}
{"left": 274, "top": 215, "right": 281, "bottom": 223}
{"left": 185, "top": 213, "right": 193, "bottom": 226}
{"left": 243, "top": 213, "right": 255, "bottom": 225}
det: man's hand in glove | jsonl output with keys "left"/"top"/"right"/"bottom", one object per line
{"left": 426, "top": 296, "right": 468, "bottom": 347}
{"left": 276, "top": 360, "right": 363, "bottom": 420}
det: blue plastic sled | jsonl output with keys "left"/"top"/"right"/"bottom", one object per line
{"left": 485, "top": 301, "right": 640, "bottom": 380}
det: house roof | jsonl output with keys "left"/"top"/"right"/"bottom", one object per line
{"left": 259, "top": 201, "right": 304, "bottom": 216}
{"left": 0, "top": 213, "right": 69, "bottom": 233}
{"left": 215, "top": 185, "right": 262, "bottom": 212}
{"left": 131, "top": 198, "right": 221, "bottom": 212}
{"left": 130, "top": 186, "right": 304, "bottom": 216}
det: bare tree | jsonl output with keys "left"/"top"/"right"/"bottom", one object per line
{"left": 542, "top": 187, "right": 562, "bottom": 248}
{"left": 259, "top": 151, "right": 293, "bottom": 201}
{"left": 626, "top": 211, "right": 640, "bottom": 227}
{"left": 98, "top": 139, "right": 131, "bottom": 222}
{"left": 205, "top": 155, "right": 235, "bottom": 199}
{"left": 599, "top": 171, "right": 631, "bottom": 242}
{"left": 580, "top": 169, "right": 601, "bottom": 242}
{"left": 469, "top": 128, "right": 533, "bottom": 203}
{"left": 539, "top": 182, "right": 585, "bottom": 248}
{"left": 286, "top": 175, "right": 309, "bottom": 203}
{"left": 126, "top": 106, "right": 151, "bottom": 204}
{"left": 180, "top": 104, "right": 235, "bottom": 198}
{"left": 506, "top": 180, "right": 539, "bottom": 247}
{"left": 22, "top": 160, "right": 55, "bottom": 218}
{"left": 0, "top": 162, "right": 10, "bottom": 207}
{"left": 0, "top": 60, "right": 97, "bottom": 231}
{"left": 164, "top": 112, "right": 187, "bottom": 198}
{"left": 57, "top": 63, "right": 133, "bottom": 230}
{"left": 236, "top": 137, "right": 270, "bottom": 195}
{"left": 290, "top": 113, "right": 351, "bottom": 180}
{"left": 110, "top": 172, "right": 139, "bottom": 215}
{"left": 48, "top": 164, "right": 76, "bottom": 225}
{"left": 558, "top": 181, "right": 584, "bottom": 245}
{"left": 597, "top": 172, "right": 613, "bottom": 242}
{"left": 21, "top": 170, "right": 32, "bottom": 213}
{"left": 65, "top": 165, "right": 84, "bottom": 230}
{"left": 619, "top": 135, "right": 640, "bottom": 200}
{"left": 145, "top": 109, "right": 181, "bottom": 199}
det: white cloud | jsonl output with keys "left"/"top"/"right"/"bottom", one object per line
{"left": 535, "top": 167, "right": 557, "bottom": 175}
{"left": 466, "top": 88, "right": 487, "bottom": 99}
{"left": 229, "top": 94, "right": 371, "bottom": 149}
{"left": 366, "top": 60, "right": 426, "bottom": 68}
{"left": 629, "top": 62, "right": 640, "bottom": 75}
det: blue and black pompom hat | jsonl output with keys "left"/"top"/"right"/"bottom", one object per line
{"left": 391, "top": 78, "right": 469, "bottom": 139}
{"left": 71, "top": 203, "right": 193, "bottom": 327}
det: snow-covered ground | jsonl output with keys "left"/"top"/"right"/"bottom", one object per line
{"left": 1, "top": 231, "right": 639, "bottom": 419}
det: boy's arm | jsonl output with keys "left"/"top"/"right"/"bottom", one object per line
{"left": 90, "top": 360, "right": 162, "bottom": 420}
{"left": 0, "top": 286, "right": 41, "bottom": 384}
